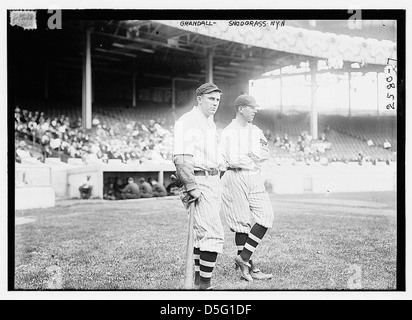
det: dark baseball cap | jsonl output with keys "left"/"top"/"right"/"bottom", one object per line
{"left": 234, "top": 94, "right": 259, "bottom": 108}
{"left": 196, "top": 83, "right": 222, "bottom": 96}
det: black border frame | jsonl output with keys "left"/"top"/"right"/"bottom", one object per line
{"left": 7, "top": 8, "right": 406, "bottom": 294}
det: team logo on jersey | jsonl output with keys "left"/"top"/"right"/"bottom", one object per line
{"left": 260, "top": 138, "right": 268, "bottom": 146}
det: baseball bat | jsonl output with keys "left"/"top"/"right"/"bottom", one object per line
{"left": 183, "top": 201, "right": 195, "bottom": 289}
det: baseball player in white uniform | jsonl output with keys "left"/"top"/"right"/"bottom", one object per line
{"left": 219, "top": 94, "right": 274, "bottom": 282}
{"left": 173, "top": 83, "right": 224, "bottom": 290}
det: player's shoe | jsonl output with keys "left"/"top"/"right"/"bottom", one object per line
{"left": 235, "top": 255, "right": 253, "bottom": 282}
{"left": 249, "top": 260, "right": 274, "bottom": 280}
{"left": 201, "top": 286, "right": 215, "bottom": 290}
{"left": 199, "top": 283, "right": 215, "bottom": 290}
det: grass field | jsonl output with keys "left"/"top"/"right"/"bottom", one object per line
{"left": 14, "top": 191, "right": 397, "bottom": 291}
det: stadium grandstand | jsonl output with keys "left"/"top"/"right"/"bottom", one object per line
{"left": 14, "top": 100, "right": 397, "bottom": 165}
{"left": 10, "top": 14, "right": 399, "bottom": 207}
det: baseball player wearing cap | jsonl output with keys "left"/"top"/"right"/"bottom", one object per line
{"left": 219, "top": 94, "right": 274, "bottom": 282}
{"left": 173, "top": 82, "right": 224, "bottom": 290}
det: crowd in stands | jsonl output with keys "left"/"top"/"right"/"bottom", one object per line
{"left": 383, "top": 139, "right": 392, "bottom": 150}
{"left": 265, "top": 126, "right": 395, "bottom": 166}
{"left": 15, "top": 105, "right": 395, "bottom": 169}
{"left": 14, "top": 106, "right": 174, "bottom": 164}
{"left": 365, "top": 137, "right": 392, "bottom": 151}
{"left": 15, "top": 140, "right": 34, "bottom": 162}
{"left": 264, "top": 129, "right": 333, "bottom": 165}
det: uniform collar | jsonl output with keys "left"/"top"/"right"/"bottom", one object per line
{"left": 231, "top": 118, "right": 250, "bottom": 128}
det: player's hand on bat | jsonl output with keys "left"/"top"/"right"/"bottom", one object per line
{"left": 188, "top": 188, "right": 202, "bottom": 203}
{"left": 170, "top": 173, "right": 184, "bottom": 188}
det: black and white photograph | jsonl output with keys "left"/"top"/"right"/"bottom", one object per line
{"left": 4, "top": 1, "right": 409, "bottom": 302}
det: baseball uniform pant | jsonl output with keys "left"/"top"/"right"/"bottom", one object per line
{"left": 221, "top": 170, "right": 274, "bottom": 234}
{"left": 179, "top": 174, "right": 224, "bottom": 254}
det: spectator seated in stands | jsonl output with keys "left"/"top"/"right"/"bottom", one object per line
{"left": 119, "top": 177, "right": 141, "bottom": 200}
{"left": 92, "top": 116, "right": 100, "bottom": 127}
{"left": 274, "top": 134, "right": 281, "bottom": 147}
{"left": 303, "top": 132, "right": 313, "bottom": 144}
{"left": 367, "top": 139, "right": 374, "bottom": 147}
{"left": 148, "top": 119, "right": 156, "bottom": 133}
{"left": 14, "top": 106, "right": 21, "bottom": 122}
{"left": 15, "top": 140, "right": 32, "bottom": 162}
{"left": 296, "top": 135, "right": 305, "bottom": 152}
{"left": 138, "top": 177, "right": 153, "bottom": 198}
{"left": 383, "top": 139, "right": 392, "bottom": 150}
{"left": 79, "top": 175, "right": 93, "bottom": 199}
{"left": 280, "top": 133, "right": 290, "bottom": 149}
{"left": 50, "top": 134, "right": 62, "bottom": 152}
{"left": 357, "top": 152, "right": 365, "bottom": 166}
{"left": 148, "top": 177, "right": 167, "bottom": 197}
{"left": 320, "top": 132, "right": 328, "bottom": 142}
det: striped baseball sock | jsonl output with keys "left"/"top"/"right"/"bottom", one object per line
{"left": 199, "top": 251, "right": 218, "bottom": 289}
{"left": 194, "top": 247, "right": 200, "bottom": 286}
{"left": 235, "top": 232, "right": 249, "bottom": 255}
{"left": 240, "top": 223, "right": 268, "bottom": 262}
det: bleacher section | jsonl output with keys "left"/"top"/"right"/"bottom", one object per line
{"left": 325, "top": 115, "right": 397, "bottom": 150}
{"left": 16, "top": 98, "right": 174, "bottom": 123}
{"left": 94, "top": 104, "right": 176, "bottom": 129}
{"left": 14, "top": 101, "right": 397, "bottom": 165}
{"left": 321, "top": 129, "right": 394, "bottom": 160}
{"left": 244, "top": 112, "right": 396, "bottom": 162}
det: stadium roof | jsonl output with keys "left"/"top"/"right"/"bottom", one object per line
{"left": 151, "top": 20, "right": 396, "bottom": 65}
{"left": 91, "top": 19, "right": 396, "bottom": 80}
{"left": 88, "top": 19, "right": 312, "bottom": 83}
{"left": 11, "top": 20, "right": 396, "bottom": 82}
{"left": 11, "top": 18, "right": 397, "bottom": 87}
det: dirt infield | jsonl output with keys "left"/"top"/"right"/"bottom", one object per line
{"left": 13, "top": 191, "right": 397, "bottom": 290}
